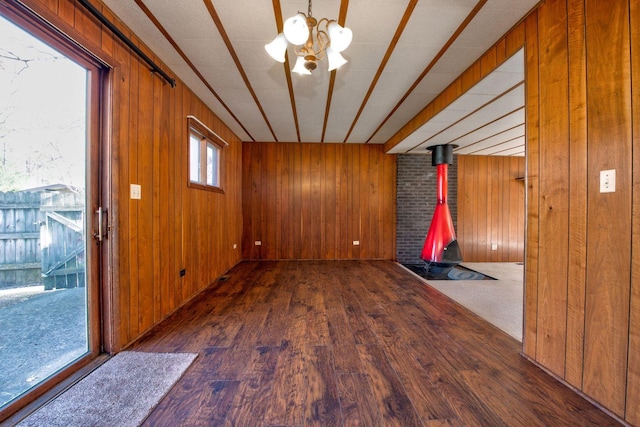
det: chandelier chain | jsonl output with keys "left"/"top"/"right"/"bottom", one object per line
{"left": 308, "top": 0, "right": 313, "bottom": 17}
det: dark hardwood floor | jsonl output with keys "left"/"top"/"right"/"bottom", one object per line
{"left": 132, "top": 260, "right": 620, "bottom": 426}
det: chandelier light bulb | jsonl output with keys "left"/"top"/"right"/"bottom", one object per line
{"left": 283, "top": 13, "right": 309, "bottom": 46}
{"left": 265, "top": 33, "right": 288, "bottom": 63}
{"left": 327, "top": 22, "right": 352, "bottom": 53}
{"left": 292, "top": 56, "right": 312, "bottom": 75}
{"left": 326, "top": 46, "right": 347, "bottom": 71}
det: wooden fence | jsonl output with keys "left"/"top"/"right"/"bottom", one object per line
{"left": 0, "top": 191, "right": 43, "bottom": 288}
{"left": 40, "top": 191, "right": 85, "bottom": 290}
{"left": 0, "top": 190, "right": 85, "bottom": 290}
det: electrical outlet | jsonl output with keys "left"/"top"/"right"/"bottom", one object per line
{"left": 353, "top": 240, "right": 360, "bottom": 246}
{"left": 600, "top": 169, "right": 616, "bottom": 193}
{"left": 233, "top": 243, "right": 237, "bottom": 249}
{"left": 491, "top": 243, "right": 498, "bottom": 251}
{"left": 255, "top": 241, "right": 262, "bottom": 246}
{"left": 130, "top": 184, "right": 141, "bottom": 199}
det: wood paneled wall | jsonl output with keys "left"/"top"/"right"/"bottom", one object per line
{"left": 523, "top": 0, "right": 639, "bottom": 423}
{"left": 242, "top": 143, "right": 396, "bottom": 260}
{"left": 16, "top": 0, "right": 244, "bottom": 352}
{"left": 456, "top": 155, "right": 525, "bottom": 262}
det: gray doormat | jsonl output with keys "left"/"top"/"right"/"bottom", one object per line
{"left": 18, "top": 351, "right": 197, "bottom": 427}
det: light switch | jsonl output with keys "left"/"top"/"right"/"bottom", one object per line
{"left": 130, "top": 184, "right": 141, "bottom": 199}
{"left": 600, "top": 169, "right": 615, "bottom": 193}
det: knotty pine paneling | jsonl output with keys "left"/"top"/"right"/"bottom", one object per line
{"left": 16, "top": 0, "right": 244, "bottom": 352}
{"left": 456, "top": 155, "right": 524, "bottom": 263}
{"left": 242, "top": 143, "right": 396, "bottom": 260}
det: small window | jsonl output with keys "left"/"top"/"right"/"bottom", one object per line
{"left": 187, "top": 116, "right": 226, "bottom": 192}
{"left": 206, "top": 142, "right": 220, "bottom": 186}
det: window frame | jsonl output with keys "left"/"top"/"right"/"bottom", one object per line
{"left": 187, "top": 116, "right": 226, "bottom": 193}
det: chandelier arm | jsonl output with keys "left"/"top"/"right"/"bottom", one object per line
{"left": 315, "top": 29, "right": 329, "bottom": 59}
{"left": 293, "top": 44, "right": 311, "bottom": 57}
{"left": 317, "top": 17, "right": 330, "bottom": 28}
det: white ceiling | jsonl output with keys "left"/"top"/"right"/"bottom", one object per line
{"left": 100, "top": 0, "right": 535, "bottom": 155}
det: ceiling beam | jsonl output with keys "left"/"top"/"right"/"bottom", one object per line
{"left": 272, "top": 0, "right": 302, "bottom": 142}
{"left": 321, "top": 0, "right": 349, "bottom": 142}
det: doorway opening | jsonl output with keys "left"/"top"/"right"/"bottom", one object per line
{"left": 395, "top": 48, "right": 526, "bottom": 341}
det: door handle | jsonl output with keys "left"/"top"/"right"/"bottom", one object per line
{"left": 94, "top": 207, "right": 107, "bottom": 242}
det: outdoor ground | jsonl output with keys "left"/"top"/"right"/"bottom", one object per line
{"left": 0, "top": 286, "right": 87, "bottom": 408}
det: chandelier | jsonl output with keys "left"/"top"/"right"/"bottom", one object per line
{"left": 265, "top": 0, "right": 353, "bottom": 75}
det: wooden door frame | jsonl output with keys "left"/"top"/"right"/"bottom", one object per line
{"left": 0, "top": 1, "right": 115, "bottom": 421}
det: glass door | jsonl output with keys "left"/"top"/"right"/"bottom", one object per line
{"left": 0, "top": 11, "right": 101, "bottom": 412}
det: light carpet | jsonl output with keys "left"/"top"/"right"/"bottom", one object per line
{"left": 18, "top": 351, "right": 197, "bottom": 427}
{"left": 402, "top": 262, "right": 524, "bottom": 341}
